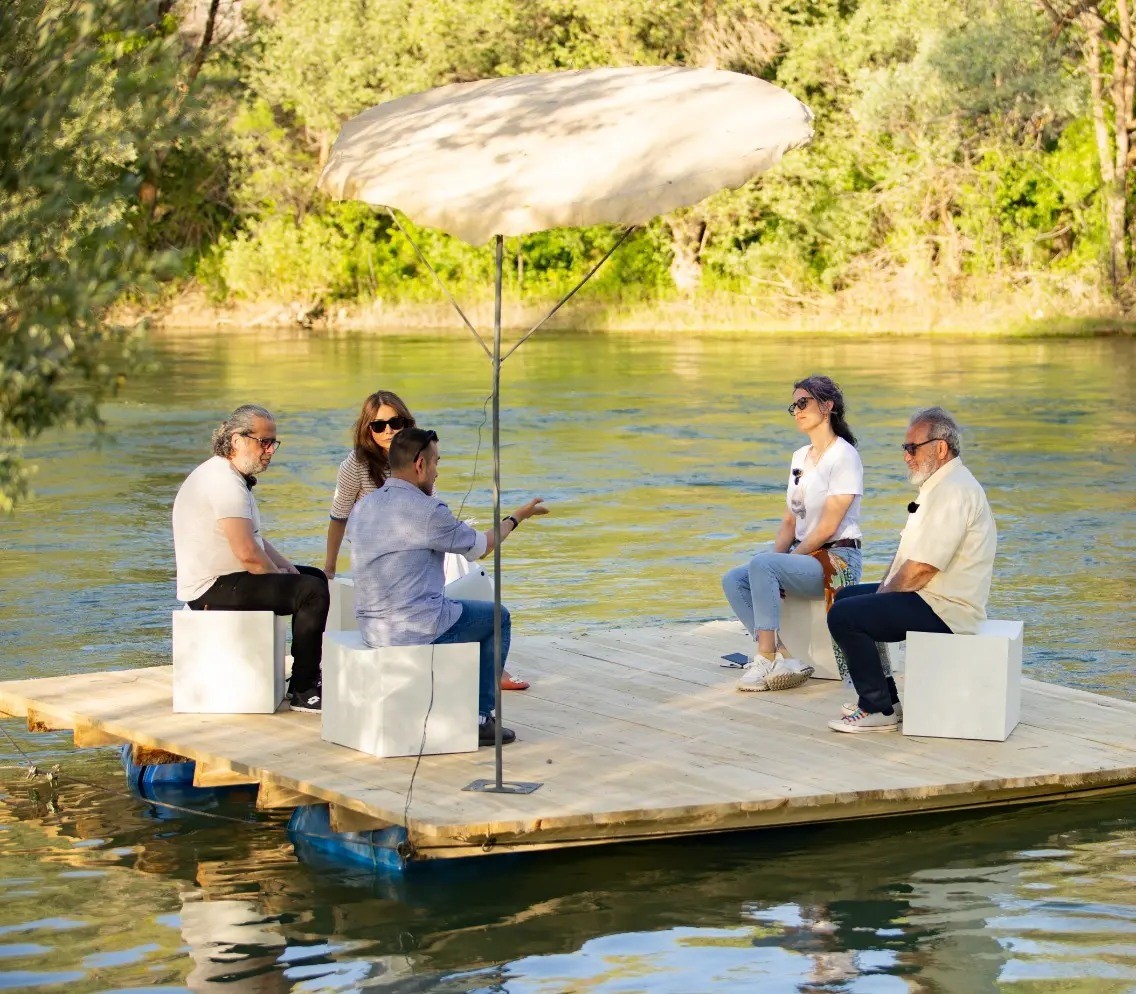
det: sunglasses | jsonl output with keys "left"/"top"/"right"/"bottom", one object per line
{"left": 370, "top": 416, "right": 410, "bottom": 433}
{"left": 414, "top": 429, "right": 439, "bottom": 463}
{"left": 241, "top": 433, "right": 281, "bottom": 452}
{"left": 901, "top": 438, "right": 941, "bottom": 456}
{"left": 786, "top": 397, "right": 814, "bottom": 415}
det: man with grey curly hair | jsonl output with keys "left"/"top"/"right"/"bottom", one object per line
{"left": 826, "top": 406, "right": 997, "bottom": 734}
{"left": 172, "top": 404, "right": 329, "bottom": 713}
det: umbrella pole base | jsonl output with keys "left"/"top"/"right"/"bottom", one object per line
{"left": 463, "top": 779, "right": 542, "bottom": 795}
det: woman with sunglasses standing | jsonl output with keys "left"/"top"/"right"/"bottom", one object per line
{"left": 323, "top": 390, "right": 529, "bottom": 690}
{"left": 722, "top": 374, "right": 865, "bottom": 692}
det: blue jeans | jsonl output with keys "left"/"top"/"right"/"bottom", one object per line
{"left": 722, "top": 548, "right": 862, "bottom": 636}
{"left": 432, "top": 599, "right": 510, "bottom": 718}
{"left": 827, "top": 583, "right": 950, "bottom": 714}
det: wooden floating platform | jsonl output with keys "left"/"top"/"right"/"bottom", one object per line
{"left": 2, "top": 621, "right": 1135, "bottom": 862}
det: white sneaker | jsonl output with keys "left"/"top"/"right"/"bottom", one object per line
{"left": 737, "top": 654, "right": 813, "bottom": 692}
{"left": 841, "top": 699, "right": 902, "bottom": 720}
{"left": 736, "top": 655, "right": 775, "bottom": 691}
{"left": 828, "top": 707, "right": 900, "bottom": 733}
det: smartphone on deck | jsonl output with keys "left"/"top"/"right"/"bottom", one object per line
{"left": 719, "top": 651, "right": 749, "bottom": 668}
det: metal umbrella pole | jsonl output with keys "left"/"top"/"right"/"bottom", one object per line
{"left": 465, "top": 235, "right": 540, "bottom": 795}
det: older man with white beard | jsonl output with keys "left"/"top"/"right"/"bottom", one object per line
{"left": 826, "top": 407, "right": 997, "bottom": 733}
{"left": 172, "top": 404, "right": 330, "bottom": 713}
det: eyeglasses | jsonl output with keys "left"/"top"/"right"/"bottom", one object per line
{"left": 786, "top": 397, "right": 814, "bottom": 415}
{"left": 369, "top": 416, "right": 410, "bottom": 433}
{"left": 241, "top": 433, "right": 281, "bottom": 452}
{"left": 414, "top": 429, "right": 439, "bottom": 463}
{"left": 901, "top": 438, "right": 940, "bottom": 456}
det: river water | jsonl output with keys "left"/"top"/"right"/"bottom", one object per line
{"left": 0, "top": 331, "right": 1133, "bottom": 992}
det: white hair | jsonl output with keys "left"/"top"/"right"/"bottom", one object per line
{"left": 910, "top": 406, "right": 961, "bottom": 456}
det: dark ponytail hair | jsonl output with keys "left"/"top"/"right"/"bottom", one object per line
{"left": 793, "top": 374, "right": 856, "bottom": 447}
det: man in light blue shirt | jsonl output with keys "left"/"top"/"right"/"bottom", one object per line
{"left": 348, "top": 427, "right": 547, "bottom": 746}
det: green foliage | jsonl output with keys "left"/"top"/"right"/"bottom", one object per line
{"left": 201, "top": 0, "right": 1104, "bottom": 309}
{"left": 2, "top": 0, "right": 1126, "bottom": 514}
{"left": 0, "top": 0, "right": 188, "bottom": 511}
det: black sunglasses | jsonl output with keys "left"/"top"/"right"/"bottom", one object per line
{"left": 370, "top": 416, "right": 410, "bottom": 433}
{"left": 414, "top": 429, "right": 439, "bottom": 463}
{"left": 901, "top": 438, "right": 941, "bottom": 456}
{"left": 786, "top": 397, "right": 814, "bottom": 415}
{"left": 241, "top": 433, "right": 281, "bottom": 452}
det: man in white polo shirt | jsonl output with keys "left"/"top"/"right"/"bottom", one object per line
{"left": 172, "top": 404, "right": 330, "bottom": 713}
{"left": 826, "top": 406, "right": 997, "bottom": 733}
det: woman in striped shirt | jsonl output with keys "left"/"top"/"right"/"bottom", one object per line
{"left": 324, "top": 389, "right": 415, "bottom": 577}
{"left": 324, "top": 390, "right": 528, "bottom": 690}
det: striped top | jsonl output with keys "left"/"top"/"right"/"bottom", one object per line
{"left": 329, "top": 451, "right": 383, "bottom": 520}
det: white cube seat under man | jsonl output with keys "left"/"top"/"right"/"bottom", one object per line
{"left": 172, "top": 609, "right": 288, "bottom": 713}
{"left": 327, "top": 576, "right": 356, "bottom": 633}
{"left": 779, "top": 597, "right": 841, "bottom": 680}
{"left": 322, "top": 630, "right": 479, "bottom": 757}
{"left": 326, "top": 562, "right": 492, "bottom": 635}
{"left": 902, "top": 619, "right": 1024, "bottom": 741}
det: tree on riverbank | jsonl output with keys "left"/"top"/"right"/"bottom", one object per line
{"left": 0, "top": 0, "right": 213, "bottom": 511}
{"left": 1038, "top": 1, "right": 1136, "bottom": 300}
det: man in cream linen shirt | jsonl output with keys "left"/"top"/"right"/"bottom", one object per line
{"left": 827, "top": 407, "right": 997, "bottom": 733}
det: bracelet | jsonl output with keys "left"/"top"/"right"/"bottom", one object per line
{"left": 504, "top": 514, "right": 520, "bottom": 530}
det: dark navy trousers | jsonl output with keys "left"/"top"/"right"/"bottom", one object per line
{"left": 827, "top": 582, "right": 951, "bottom": 714}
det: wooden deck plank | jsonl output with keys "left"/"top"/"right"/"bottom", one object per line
{"left": 1, "top": 623, "right": 1134, "bottom": 858}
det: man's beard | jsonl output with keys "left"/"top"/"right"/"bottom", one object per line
{"left": 234, "top": 452, "right": 268, "bottom": 476}
{"left": 907, "top": 464, "right": 933, "bottom": 487}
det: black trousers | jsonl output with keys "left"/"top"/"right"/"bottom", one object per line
{"left": 827, "top": 582, "right": 951, "bottom": 714}
{"left": 188, "top": 565, "right": 329, "bottom": 692}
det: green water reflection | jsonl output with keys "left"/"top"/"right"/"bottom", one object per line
{"left": 0, "top": 330, "right": 1134, "bottom": 991}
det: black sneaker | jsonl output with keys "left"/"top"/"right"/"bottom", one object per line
{"left": 289, "top": 686, "right": 322, "bottom": 713}
{"left": 478, "top": 716, "right": 516, "bottom": 746}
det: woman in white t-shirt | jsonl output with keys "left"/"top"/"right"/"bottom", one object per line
{"left": 722, "top": 374, "right": 864, "bottom": 692}
{"left": 323, "top": 389, "right": 529, "bottom": 690}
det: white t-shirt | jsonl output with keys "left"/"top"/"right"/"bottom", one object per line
{"left": 884, "top": 457, "right": 997, "bottom": 634}
{"left": 787, "top": 437, "right": 863, "bottom": 544}
{"left": 172, "top": 455, "right": 264, "bottom": 602}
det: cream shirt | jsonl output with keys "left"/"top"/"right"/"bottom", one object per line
{"left": 885, "top": 457, "right": 997, "bottom": 634}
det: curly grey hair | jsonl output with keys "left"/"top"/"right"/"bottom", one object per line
{"left": 211, "top": 404, "right": 274, "bottom": 458}
{"left": 910, "top": 406, "right": 961, "bottom": 456}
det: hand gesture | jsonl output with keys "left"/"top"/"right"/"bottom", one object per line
{"left": 514, "top": 497, "right": 549, "bottom": 522}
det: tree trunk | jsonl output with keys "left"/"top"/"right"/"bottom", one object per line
{"left": 665, "top": 214, "right": 708, "bottom": 292}
{"left": 1085, "top": 18, "right": 1128, "bottom": 292}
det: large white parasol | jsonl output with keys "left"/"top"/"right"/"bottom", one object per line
{"left": 318, "top": 65, "right": 813, "bottom": 792}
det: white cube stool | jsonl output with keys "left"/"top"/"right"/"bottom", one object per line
{"left": 172, "top": 609, "right": 287, "bottom": 713}
{"left": 330, "top": 568, "right": 493, "bottom": 636}
{"left": 779, "top": 597, "right": 841, "bottom": 680}
{"left": 327, "top": 576, "right": 356, "bottom": 632}
{"left": 902, "top": 619, "right": 1024, "bottom": 741}
{"left": 321, "top": 630, "right": 479, "bottom": 757}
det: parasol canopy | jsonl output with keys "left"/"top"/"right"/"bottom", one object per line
{"left": 317, "top": 66, "right": 813, "bottom": 245}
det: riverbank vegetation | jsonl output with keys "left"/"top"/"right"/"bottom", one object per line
{"left": 4, "top": 0, "right": 1136, "bottom": 508}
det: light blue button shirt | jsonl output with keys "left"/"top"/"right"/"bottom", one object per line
{"left": 348, "top": 478, "right": 485, "bottom": 646}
